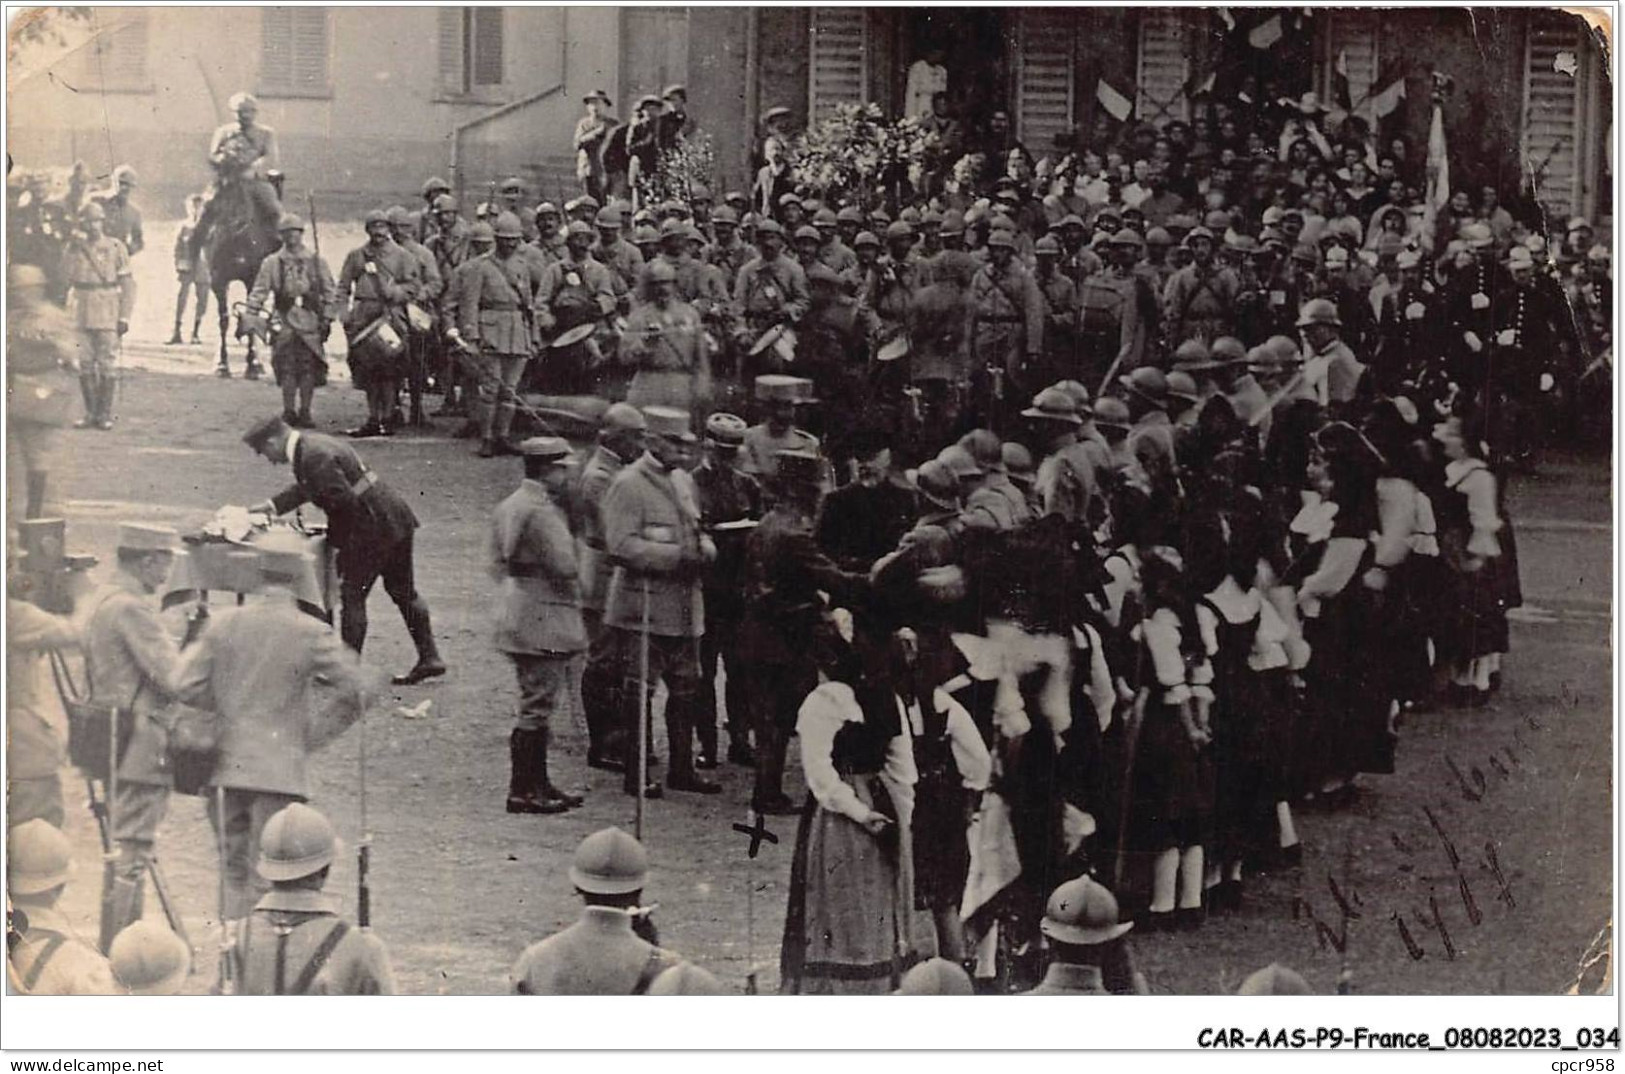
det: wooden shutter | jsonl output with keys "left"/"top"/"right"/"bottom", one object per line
{"left": 809, "top": 8, "right": 867, "bottom": 121}
{"left": 1325, "top": 10, "right": 1379, "bottom": 117}
{"left": 1016, "top": 9, "right": 1075, "bottom": 150}
{"left": 1521, "top": 13, "right": 1583, "bottom": 220}
{"left": 261, "top": 7, "right": 329, "bottom": 95}
{"left": 1136, "top": 10, "right": 1189, "bottom": 126}
{"left": 437, "top": 8, "right": 464, "bottom": 93}
{"left": 473, "top": 7, "right": 504, "bottom": 87}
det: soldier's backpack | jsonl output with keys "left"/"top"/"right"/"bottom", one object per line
{"left": 1078, "top": 274, "right": 1131, "bottom": 334}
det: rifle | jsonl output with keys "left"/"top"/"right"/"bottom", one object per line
{"left": 306, "top": 191, "right": 321, "bottom": 258}
{"left": 357, "top": 706, "right": 372, "bottom": 929}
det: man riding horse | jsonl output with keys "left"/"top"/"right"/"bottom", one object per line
{"left": 194, "top": 91, "right": 286, "bottom": 379}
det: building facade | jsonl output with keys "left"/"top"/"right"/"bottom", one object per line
{"left": 7, "top": 7, "right": 1610, "bottom": 225}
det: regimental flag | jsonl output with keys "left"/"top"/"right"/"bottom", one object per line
{"left": 1248, "top": 15, "right": 1283, "bottom": 49}
{"left": 1426, "top": 100, "right": 1450, "bottom": 211}
{"left": 1332, "top": 49, "right": 1353, "bottom": 113}
{"left": 1096, "top": 79, "right": 1134, "bottom": 122}
{"left": 1369, "top": 76, "right": 1407, "bottom": 119}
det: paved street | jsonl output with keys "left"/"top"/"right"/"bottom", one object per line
{"left": 25, "top": 339, "right": 1614, "bottom": 995}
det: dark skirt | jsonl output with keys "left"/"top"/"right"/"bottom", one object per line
{"left": 912, "top": 776, "right": 973, "bottom": 912}
{"left": 1440, "top": 556, "right": 1511, "bottom": 662}
{"left": 780, "top": 773, "right": 933, "bottom": 994}
{"left": 1302, "top": 586, "right": 1396, "bottom": 783}
{"left": 1125, "top": 697, "right": 1214, "bottom": 852}
{"left": 1211, "top": 664, "right": 1281, "bottom": 865}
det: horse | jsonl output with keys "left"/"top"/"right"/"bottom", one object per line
{"left": 198, "top": 176, "right": 281, "bottom": 379}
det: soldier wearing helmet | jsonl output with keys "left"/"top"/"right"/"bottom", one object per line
{"left": 732, "top": 218, "right": 810, "bottom": 373}
{"left": 1296, "top": 297, "right": 1363, "bottom": 408}
{"left": 418, "top": 175, "right": 452, "bottom": 238}
{"left": 7, "top": 820, "right": 117, "bottom": 994}
{"left": 62, "top": 200, "right": 136, "bottom": 429}
{"left": 386, "top": 206, "right": 444, "bottom": 426}
{"left": 336, "top": 208, "right": 423, "bottom": 436}
{"left": 510, "top": 827, "right": 689, "bottom": 994}
{"left": 1031, "top": 234, "right": 1079, "bottom": 388}
{"left": 1024, "top": 876, "right": 1146, "bottom": 994}
{"left": 622, "top": 258, "right": 709, "bottom": 413}
{"left": 245, "top": 210, "right": 338, "bottom": 428}
{"left": 234, "top": 803, "right": 397, "bottom": 994}
{"left": 589, "top": 206, "right": 645, "bottom": 309}
{"left": 967, "top": 229, "right": 1046, "bottom": 419}
{"left": 535, "top": 220, "right": 617, "bottom": 395}
{"left": 702, "top": 205, "right": 750, "bottom": 292}
{"left": 425, "top": 193, "right": 473, "bottom": 276}
{"left": 94, "top": 163, "right": 144, "bottom": 257}
{"left": 452, "top": 211, "right": 544, "bottom": 456}
{"left": 495, "top": 176, "right": 539, "bottom": 241}
{"left": 1162, "top": 223, "right": 1240, "bottom": 350}
{"left": 436, "top": 219, "right": 495, "bottom": 424}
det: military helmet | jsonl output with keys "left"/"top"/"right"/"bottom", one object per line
{"left": 113, "top": 164, "right": 138, "bottom": 186}
{"left": 421, "top": 175, "right": 452, "bottom": 197}
{"left": 80, "top": 202, "right": 107, "bottom": 223}
{"left": 469, "top": 222, "right": 495, "bottom": 244}
{"left": 602, "top": 402, "right": 648, "bottom": 433}
{"left": 836, "top": 205, "right": 864, "bottom": 225}
{"left": 387, "top": 205, "right": 415, "bottom": 229}
{"left": 1166, "top": 371, "right": 1201, "bottom": 402}
{"left": 853, "top": 230, "right": 880, "bottom": 250}
{"left": 648, "top": 963, "right": 723, "bottom": 995}
{"left": 594, "top": 207, "right": 623, "bottom": 229}
{"left": 895, "top": 957, "right": 974, "bottom": 995}
{"left": 1111, "top": 227, "right": 1145, "bottom": 249}
{"left": 1041, "top": 876, "right": 1133, "bottom": 945}
{"left": 711, "top": 206, "right": 740, "bottom": 225}
{"left": 1210, "top": 336, "right": 1248, "bottom": 364}
{"left": 564, "top": 220, "right": 593, "bottom": 239}
{"left": 7, "top": 819, "right": 72, "bottom": 896}
{"left": 1238, "top": 963, "right": 1313, "bottom": 995}
{"left": 908, "top": 459, "right": 960, "bottom": 509}
{"left": 1035, "top": 234, "right": 1062, "bottom": 256}
{"left": 109, "top": 922, "right": 192, "bottom": 996}
{"left": 813, "top": 208, "right": 838, "bottom": 228}
{"left": 986, "top": 229, "right": 1017, "bottom": 249}
{"left": 1093, "top": 396, "right": 1132, "bottom": 430}
{"left": 276, "top": 213, "right": 306, "bottom": 233}
{"left": 1296, "top": 297, "right": 1342, "bottom": 329}
{"left": 1145, "top": 226, "right": 1172, "bottom": 247}
{"left": 534, "top": 201, "right": 560, "bottom": 219}
{"left": 1022, "top": 386, "right": 1084, "bottom": 425}
{"left": 794, "top": 224, "right": 822, "bottom": 243}
{"left": 257, "top": 802, "right": 337, "bottom": 882}
{"left": 632, "top": 225, "right": 661, "bottom": 246}
{"left": 569, "top": 827, "right": 648, "bottom": 895}
{"left": 492, "top": 212, "right": 525, "bottom": 239}
{"left": 499, "top": 175, "right": 526, "bottom": 194}
{"left": 363, "top": 208, "right": 390, "bottom": 228}
{"left": 432, "top": 194, "right": 459, "bottom": 213}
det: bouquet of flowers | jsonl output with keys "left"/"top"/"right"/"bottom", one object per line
{"left": 792, "top": 103, "right": 941, "bottom": 207}
{"left": 636, "top": 130, "right": 718, "bottom": 209}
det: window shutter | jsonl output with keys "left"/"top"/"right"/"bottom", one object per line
{"left": 1136, "top": 10, "right": 1189, "bottom": 126}
{"left": 291, "top": 9, "right": 329, "bottom": 94}
{"left": 262, "top": 8, "right": 293, "bottom": 80}
{"left": 1522, "top": 13, "right": 1583, "bottom": 220}
{"left": 437, "top": 8, "right": 464, "bottom": 92}
{"left": 809, "top": 8, "right": 867, "bottom": 121}
{"left": 473, "top": 7, "right": 504, "bottom": 87}
{"left": 104, "top": 12, "right": 149, "bottom": 87}
{"left": 1325, "top": 10, "right": 1379, "bottom": 118}
{"left": 1016, "top": 10, "right": 1075, "bottom": 150}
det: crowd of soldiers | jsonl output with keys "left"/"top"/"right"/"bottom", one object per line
{"left": 5, "top": 77, "right": 1612, "bottom": 997}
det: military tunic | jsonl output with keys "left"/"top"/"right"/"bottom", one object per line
{"left": 623, "top": 298, "right": 710, "bottom": 412}
{"left": 237, "top": 889, "right": 396, "bottom": 995}
{"left": 510, "top": 906, "right": 683, "bottom": 995}
{"left": 337, "top": 240, "right": 419, "bottom": 387}
{"left": 7, "top": 906, "right": 116, "bottom": 995}
{"left": 62, "top": 235, "right": 135, "bottom": 376}
{"left": 492, "top": 478, "right": 584, "bottom": 734}
{"left": 247, "top": 247, "right": 337, "bottom": 384}
{"left": 733, "top": 255, "right": 810, "bottom": 350}
{"left": 95, "top": 194, "right": 144, "bottom": 257}
{"left": 966, "top": 260, "right": 1045, "bottom": 391}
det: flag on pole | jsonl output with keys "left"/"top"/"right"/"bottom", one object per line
{"left": 1096, "top": 79, "right": 1134, "bottom": 122}
{"left": 1368, "top": 76, "right": 1407, "bottom": 119}
{"left": 1217, "top": 8, "right": 1236, "bottom": 32}
{"left": 1425, "top": 101, "right": 1450, "bottom": 211}
{"left": 1332, "top": 50, "right": 1353, "bottom": 112}
{"left": 1249, "top": 15, "right": 1283, "bottom": 49}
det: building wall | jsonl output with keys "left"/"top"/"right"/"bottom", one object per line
{"left": 686, "top": 7, "right": 751, "bottom": 196}
{"left": 7, "top": 6, "right": 618, "bottom": 217}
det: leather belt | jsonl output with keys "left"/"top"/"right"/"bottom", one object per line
{"left": 350, "top": 470, "right": 377, "bottom": 498}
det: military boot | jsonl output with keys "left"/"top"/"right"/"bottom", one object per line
{"left": 99, "top": 873, "right": 145, "bottom": 954}
{"left": 507, "top": 729, "right": 567, "bottom": 814}
{"left": 391, "top": 600, "right": 447, "bottom": 685}
{"left": 534, "top": 728, "right": 584, "bottom": 809}
{"left": 73, "top": 375, "right": 97, "bottom": 429}
{"left": 94, "top": 376, "right": 116, "bottom": 430}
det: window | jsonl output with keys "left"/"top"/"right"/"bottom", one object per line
{"left": 1136, "top": 10, "right": 1190, "bottom": 126}
{"left": 260, "top": 8, "right": 331, "bottom": 98}
{"left": 80, "top": 10, "right": 150, "bottom": 92}
{"left": 809, "top": 8, "right": 867, "bottom": 121}
{"left": 438, "top": 7, "right": 506, "bottom": 96}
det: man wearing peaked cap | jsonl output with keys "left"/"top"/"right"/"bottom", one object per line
{"left": 600, "top": 406, "right": 718, "bottom": 796}
{"left": 490, "top": 433, "right": 587, "bottom": 815}
{"left": 1025, "top": 876, "right": 1146, "bottom": 994}
{"left": 234, "top": 803, "right": 396, "bottom": 994}
{"left": 81, "top": 522, "right": 185, "bottom": 953}
{"left": 510, "top": 827, "right": 690, "bottom": 994}
{"left": 171, "top": 529, "right": 368, "bottom": 925}
{"left": 244, "top": 414, "right": 445, "bottom": 683}
{"left": 8, "top": 820, "right": 117, "bottom": 994}
{"left": 741, "top": 375, "right": 824, "bottom": 483}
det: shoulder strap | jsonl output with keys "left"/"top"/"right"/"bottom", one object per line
{"left": 290, "top": 920, "right": 352, "bottom": 995}
{"left": 630, "top": 948, "right": 668, "bottom": 995}
{"left": 21, "top": 932, "right": 69, "bottom": 992}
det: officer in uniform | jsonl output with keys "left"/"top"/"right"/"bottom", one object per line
{"left": 7, "top": 820, "right": 117, "bottom": 994}
{"left": 1034, "top": 234, "right": 1079, "bottom": 389}
{"left": 235, "top": 803, "right": 397, "bottom": 994}
{"left": 740, "top": 375, "right": 826, "bottom": 485}
{"left": 245, "top": 213, "right": 336, "bottom": 430}
{"left": 801, "top": 262, "right": 877, "bottom": 462}
{"left": 536, "top": 220, "right": 617, "bottom": 396}
{"left": 737, "top": 449, "right": 868, "bottom": 813}
{"left": 62, "top": 202, "right": 136, "bottom": 431}
{"left": 450, "top": 211, "right": 540, "bottom": 457}
{"left": 1162, "top": 225, "right": 1239, "bottom": 350}
{"left": 573, "top": 404, "right": 648, "bottom": 772}
{"left": 1372, "top": 249, "right": 1440, "bottom": 396}
{"left": 688, "top": 413, "right": 764, "bottom": 768}
{"left": 8, "top": 263, "right": 80, "bottom": 519}
{"left": 813, "top": 207, "right": 858, "bottom": 278}
{"left": 623, "top": 259, "right": 710, "bottom": 415}
{"left": 175, "top": 544, "right": 369, "bottom": 921}
{"left": 1443, "top": 222, "right": 1510, "bottom": 399}
{"left": 601, "top": 407, "right": 718, "bottom": 796}
{"left": 7, "top": 579, "right": 81, "bottom": 828}
{"left": 337, "top": 208, "right": 420, "bottom": 437}
{"left": 244, "top": 414, "right": 446, "bottom": 684}
{"left": 491, "top": 436, "right": 588, "bottom": 815}
{"left": 437, "top": 220, "right": 494, "bottom": 424}
{"left": 1489, "top": 243, "right": 1578, "bottom": 461}
{"left": 1024, "top": 876, "right": 1146, "bottom": 995}
{"left": 966, "top": 228, "right": 1044, "bottom": 423}
{"left": 94, "top": 164, "right": 144, "bottom": 257}
{"left": 510, "top": 827, "right": 687, "bottom": 994}
{"left": 198, "top": 91, "right": 282, "bottom": 244}
{"left": 1296, "top": 298, "right": 1365, "bottom": 410}
{"left": 733, "top": 219, "right": 809, "bottom": 379}
{"left": 82, "top": 523, "right": 185, "bottom": 952}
